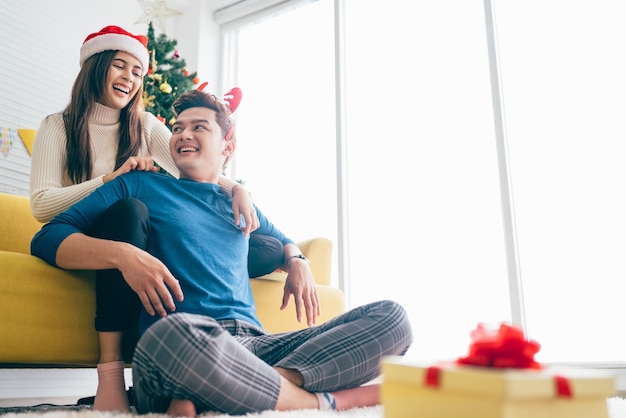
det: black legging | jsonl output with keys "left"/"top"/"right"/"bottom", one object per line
{"left": 90, "top": 197, "right": 284, "bottom": 361}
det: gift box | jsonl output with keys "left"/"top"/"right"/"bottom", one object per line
{"left": 381, "top": 324, "right": 616, "bottom": 418}
{"left": 382, "top": 357, "right": 615, "bottom": 418}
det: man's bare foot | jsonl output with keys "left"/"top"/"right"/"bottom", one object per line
{"left": 167, "top": 398, "right": 197, "bottom": 417}
{"left": 331, "top": 383, "right": 380, "bottom": 410}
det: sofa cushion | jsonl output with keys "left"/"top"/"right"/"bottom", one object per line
{"left": 0, "top": 192, "right": 42, "bottom": 255}
{"left": 1, "top": 251, "right": 99, "bottom": 365}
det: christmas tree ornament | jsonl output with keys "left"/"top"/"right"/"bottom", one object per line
{"left": 142, "top": 91, "right": 156, "bottom": 108}
{"left": 150, "top": 49, "right": 157, "bottom": 74}
{"left": 159, "top": 81, "right": 172, "bottom": 94}
{"left": 173, "top": 50, "right": 180, "bottom": 58}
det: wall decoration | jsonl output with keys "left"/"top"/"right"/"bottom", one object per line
{"left": 17, "top": 129, "right": 36, "bottom": 155}
{"left": 0, "top": 127, "right": 33, "bottom": 196}
{"left": 0, "top": 127, "right": 17, "bottom": 158}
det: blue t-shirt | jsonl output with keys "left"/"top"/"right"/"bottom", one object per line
{"left": 31, "top": 172, "right": 295, "bottom": 333}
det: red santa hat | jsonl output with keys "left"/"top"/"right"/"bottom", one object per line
{"left": 80, "top": 25, "right": 149, "bottom": 75}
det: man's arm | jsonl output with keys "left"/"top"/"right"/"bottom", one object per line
{"left": 55, "top": 232, "right": 184, "bottom": 318}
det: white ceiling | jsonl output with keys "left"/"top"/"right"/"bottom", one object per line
{"left": 207, "top": 0, "right": 242, "bottom": 12}
{"left": 167, "top": 0, "right": 242, "bottom": 13}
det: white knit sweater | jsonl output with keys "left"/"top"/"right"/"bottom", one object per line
{"left": 30, "top": 102, "right": 235, "bottom": 222}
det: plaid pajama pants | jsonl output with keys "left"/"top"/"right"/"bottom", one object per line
{"left": 132, "top": 299, "right": 413, "bottom": 415}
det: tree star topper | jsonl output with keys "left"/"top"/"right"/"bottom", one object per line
{"left": 136, "top": 0, "right": 181, "bottom": 33}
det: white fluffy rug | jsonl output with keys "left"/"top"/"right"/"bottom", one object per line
{"left": 0, "top": 406, "right": 383, "bottom": 418}
{"left": 0, "top": 406, "right": 382, "bottom": 417}
{"left": 3, "top": 399, "right": 626, "bottom": 418}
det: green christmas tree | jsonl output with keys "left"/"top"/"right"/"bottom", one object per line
{"left": 143, "top": 22, "right": 199, "bottom": 126}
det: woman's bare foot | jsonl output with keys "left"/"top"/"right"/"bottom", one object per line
{"left": 167, "top": 398, "right": 197, "bottom": 417}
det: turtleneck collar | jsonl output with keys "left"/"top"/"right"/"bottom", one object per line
{"left": 91, "top": 102, "right": 122, "bottom": 126}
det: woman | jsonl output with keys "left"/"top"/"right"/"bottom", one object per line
{"left": 30, "top": 25, "right": 282, "bottom": 413}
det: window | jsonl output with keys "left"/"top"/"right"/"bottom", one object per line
{"left": 495, "top": 1, "right": 626, "bottom": 363}
{"left": 343, "top": 0, "right": 510, "bottom": 361}
{"left": 221, "top": 0, "right": 339, "bottom": 275}
{"left": 221, "top": 0, "right": 626, "bottom": 369}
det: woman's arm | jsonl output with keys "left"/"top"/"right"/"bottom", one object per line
{"left": 143, "top": 112, "right": 179, "bottom": 178}
{"left": 29, "top": 114, "right": 106, "bottom": 222}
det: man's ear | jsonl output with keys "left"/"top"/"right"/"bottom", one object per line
{"left": 223, "top": 138, "right": 236, "bottom": 156}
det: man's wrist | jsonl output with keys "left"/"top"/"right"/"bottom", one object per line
{"left": 287, "top": 254, "right": 309, "bottom": 268}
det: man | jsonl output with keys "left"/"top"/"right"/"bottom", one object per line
{"left": 31, "top": 89, "right": 413, "bottom": 416}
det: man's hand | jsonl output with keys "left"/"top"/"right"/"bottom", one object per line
{"left": 281, "top": 257, "right": 321, "bottom": 326}
{"left": 56, "top": 235, "right": 184, "bottom": 317}
{"left": 103, "top": 156, "right": 159, "bottom": 183}
{"left": 118, "top": 244, "right": 185, "bottom": 317}
{"left": 231, "top": 184, "right": 259, "bottom": 237}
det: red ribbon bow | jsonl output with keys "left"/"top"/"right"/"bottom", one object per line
{"left": 424, "top": 323, "right": 572, "bottom": 398}
{"left": 456, "top": 323, "right": 542, "bottom": 369}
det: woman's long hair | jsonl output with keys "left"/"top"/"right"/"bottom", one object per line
{"left": 62, "top": 50, "right": 145, "bottom": 184}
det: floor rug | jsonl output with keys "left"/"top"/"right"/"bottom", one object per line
{"left": 2, "top": 398, "right": 626, "bottom": 417}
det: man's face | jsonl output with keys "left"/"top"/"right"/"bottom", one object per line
{"left": 169, "top": 106, "right": 233, "bottom": 182}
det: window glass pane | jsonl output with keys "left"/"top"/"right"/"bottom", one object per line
{"left": 344, "top": 0, "right": 510, "bottom": 361}
{"left": 496, "top": 0, "right": 626, "bottom": 362}
{"left": 232, "top": 0, "right": 338, "bottom": 282}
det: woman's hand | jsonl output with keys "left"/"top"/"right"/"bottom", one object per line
{"left": 232, "top": 184, "right": 260, "bottom": 236}
{"left": 103, "top": 156, "right": 160, "bottom": 183}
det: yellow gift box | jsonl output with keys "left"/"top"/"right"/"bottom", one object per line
{"left": 381, "top": 356, "right": 616, "bottom": 418}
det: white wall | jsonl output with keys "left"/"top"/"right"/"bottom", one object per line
{"left": 0, "top": 0, "right": 221, "bottom": 195}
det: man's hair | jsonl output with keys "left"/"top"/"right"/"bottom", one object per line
{"left": 172, "top": 89, "right": 234, "bottom": 142}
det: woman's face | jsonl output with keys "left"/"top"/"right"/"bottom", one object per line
{"left": 98, "top": 51, "right": 143, "bottom": 109}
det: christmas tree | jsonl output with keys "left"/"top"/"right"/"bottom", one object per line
{"left": 142, "top": 22, "right": 200, "bottom": 126}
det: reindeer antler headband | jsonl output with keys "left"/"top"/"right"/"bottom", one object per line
{"left": 197, "top": 82, "right": 241, "bottom": 141}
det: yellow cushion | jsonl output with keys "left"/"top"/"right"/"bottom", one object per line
{"left": 0, "top": 192, "right": 42, "bottom": 255}
{"left": 0, "top": 251, "right": 99, "bottom": 365}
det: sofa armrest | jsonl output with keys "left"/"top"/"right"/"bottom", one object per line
{"left": 298, "top": 237, "right": 332, "bottom": 286}
{"left": 250, "top": 237, "right": 343, "bottom": 332}
{"left": 250, "top": 279, "right": 345, "bottom": 333}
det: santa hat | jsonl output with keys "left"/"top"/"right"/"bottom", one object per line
{"left": 80, "top": 25, "right": 149, "bottom": 75}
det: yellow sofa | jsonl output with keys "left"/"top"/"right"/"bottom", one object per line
{"left": 0, "top": 192, "right": 345, "bottom": 366}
